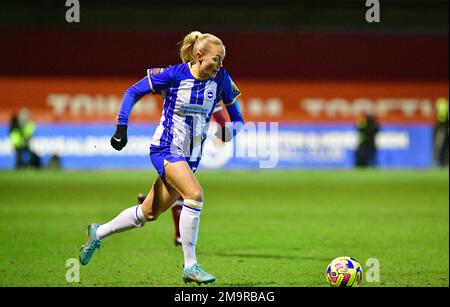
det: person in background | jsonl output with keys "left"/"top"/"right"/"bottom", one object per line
{"left": 433, "top": 97, "right": 449, "bottom": 167}
{"left": 355, "top": 113, "right": 380, "bottom": 168}
{"left": 9, "top": 108, "right": 41, "bottom": 169}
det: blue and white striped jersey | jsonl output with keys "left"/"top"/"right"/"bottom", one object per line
{"left": 147, "top": 63, "right": 241, "bottom": 152}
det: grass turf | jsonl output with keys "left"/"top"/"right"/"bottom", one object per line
{"left": 0, "top": 169, "right": 448, "bottom": 287}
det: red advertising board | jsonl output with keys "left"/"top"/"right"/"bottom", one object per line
{"left": 0, "top": 77, "right": 447, "bottom": 124}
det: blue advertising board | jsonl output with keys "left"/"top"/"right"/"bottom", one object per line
{"left": 0, "top": 123, "right": 433, "bottom": 170}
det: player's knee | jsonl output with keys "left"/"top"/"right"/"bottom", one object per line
{"left": 144, "top": 213, "right": 158, "bottom": 221}
{"left": 141, "top": 207, "right": 159, "bottom": 221}
{"left": 186, "top": 188, "right": 203, "bottom": 202}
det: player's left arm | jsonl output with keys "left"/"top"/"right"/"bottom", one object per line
{"left": 215, "top": 71, "right": 244, "bottom": 142}
{"left": 215, "top": 98, "right": 244, "bottom": 142}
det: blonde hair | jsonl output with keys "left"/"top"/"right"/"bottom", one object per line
{"left": 179, "top": 31, "right": 224, "bottom": 64}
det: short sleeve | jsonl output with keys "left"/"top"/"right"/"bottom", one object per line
{"left": 146, "top": 66, "right": 174, "bottom": 93}
{"left": 220, "top": 70, "right": 241, "bottom": 106}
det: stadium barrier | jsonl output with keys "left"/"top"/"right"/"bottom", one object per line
{"left": 0, "top": 77, "right": 446, "bottom": 123}
{"left": 0, "top": 123, "right": 432, "bottom": 169}
{"left": 0, "top": 78, "right": 444, "bottom": 169}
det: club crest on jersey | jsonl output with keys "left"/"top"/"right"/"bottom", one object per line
{"left": 205, "top": 89, "right": 216, "bottom": 102}
{"left": 151, "top": 68, "right": 164, "bottom": 76}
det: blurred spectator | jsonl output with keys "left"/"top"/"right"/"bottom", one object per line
{"left": 433, "top": 97, "right": 449, "bottom": 167}
{"left": 47, "top": 154, "right": 62, "bottom": 170}
{"left": 9, "top": 108, "right": 41, "bottom": 169}
{"left": 355, "top": 114, "right": 380, "bottom": 168}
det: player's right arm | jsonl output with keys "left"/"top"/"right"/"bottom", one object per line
{"left": 111, "top": 77, "right": 152, "bottom": 151}
{"left": 111, "top": 66, "right": 174, "bottom": 151}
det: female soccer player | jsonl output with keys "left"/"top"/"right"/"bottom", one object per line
{"left": 79, "top": 31, "right": 244, "bottom": 285}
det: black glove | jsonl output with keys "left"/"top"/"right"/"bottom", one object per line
{"left": 215, "top": 126, "right": 233, "bottom": 142}
{"left": 110, "top": 125, "right": 128, "bottom": 151}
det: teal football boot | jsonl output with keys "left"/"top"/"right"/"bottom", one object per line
{"left": 79, "top": 224, "right": 101, "bottom": 265}
{"left": 183, "top": 264, "right": 216, "bottom": 285}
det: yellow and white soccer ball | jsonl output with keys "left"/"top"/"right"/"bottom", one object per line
{"left": 326, "top": 256, "right": 363, "bottom": 287}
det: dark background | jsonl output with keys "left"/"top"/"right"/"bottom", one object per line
{"left": 1, "top": 0, "right": 448, "bottom": 80}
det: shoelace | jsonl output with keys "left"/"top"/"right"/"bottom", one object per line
{"left": 85, "top": 239, "right": 101, "bottom": 253}
{"left": 193, "top": 265, "right": 206, "bottom": 276}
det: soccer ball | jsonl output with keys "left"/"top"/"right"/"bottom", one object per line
{"left": 326, "top": 256, "right": 363, "bottom": 287}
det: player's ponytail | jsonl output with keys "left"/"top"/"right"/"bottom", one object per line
{"left": 180, "top": 31, "right": 202, "bottom": 63}
{"left": 180, "top": 31, "right": 224, "bottom": 63}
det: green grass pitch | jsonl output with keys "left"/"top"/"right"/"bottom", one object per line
{"left": 0, "top": 169, "right": 448, "bottom": 287}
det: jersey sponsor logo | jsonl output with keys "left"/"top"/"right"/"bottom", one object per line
{"left": 178, "top": 104, "right": 209, "bottom": 116}
{"left": 150, "top": 68, "right": 164, "bottom": 76}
